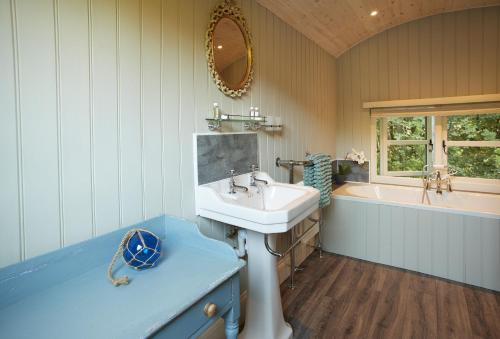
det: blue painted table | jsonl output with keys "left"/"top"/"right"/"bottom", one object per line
{"left": 0, "top": 215, "right": 245, "bottom": 339}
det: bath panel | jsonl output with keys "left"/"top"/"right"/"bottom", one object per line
{"left": 323, "top": 184, "right": 500, "bottom": 291}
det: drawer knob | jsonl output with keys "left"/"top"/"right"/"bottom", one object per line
{"left": 204, "top": 303, "right": 217, "bottom": 317}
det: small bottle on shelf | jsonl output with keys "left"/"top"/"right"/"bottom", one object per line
{"left": 249, "top": 106, "right": 255, "bottom": 118}
{"left": 254, "top": 107, "right": 260, "bottom": 119}
{"left": 213, "top": 102, "right": 220, "bottom": 119}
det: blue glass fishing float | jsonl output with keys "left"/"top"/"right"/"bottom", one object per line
{"left": 107, "top": 228, "right": 162, "bottom": 286}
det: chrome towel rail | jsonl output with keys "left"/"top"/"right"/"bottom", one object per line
{"left": 275, "top": 157, "right": 312, "bottom": 184}
{"left": 264, "top": 218, "right": 319, "bottom": 259}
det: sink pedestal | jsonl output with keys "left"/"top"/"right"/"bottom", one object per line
{"left": 239, "top": 230, "right": 293, "bottom": 339}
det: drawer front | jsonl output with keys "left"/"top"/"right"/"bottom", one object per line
{"left": 151, "top": 277, "right": 235, "bottom": 338}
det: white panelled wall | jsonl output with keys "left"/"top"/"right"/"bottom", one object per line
{"left": 336, "top": 6, "right": 500, "bottom": 158}
{"left": 0, "top": 0, "right": 337, "bottom": 268}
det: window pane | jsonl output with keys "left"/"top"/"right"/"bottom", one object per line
{"left": 448, "top": 147, "right": 500, "bottom": 179}
{"left": 388, "top": 145, "right": 426, "bottom": 172}
{"left": 387, "top": 117, "right": 426, "bottom": 140}
{"left": 448, "top": 113, "right": 500, "bottom": 141}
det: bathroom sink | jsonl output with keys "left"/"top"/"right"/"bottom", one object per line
{"left": 195, "top": 172, "right": 320, "bottom": 233}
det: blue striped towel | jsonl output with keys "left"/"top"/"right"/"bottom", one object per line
{"left": 304, "top": 153, "right": 332, "bottom": 208}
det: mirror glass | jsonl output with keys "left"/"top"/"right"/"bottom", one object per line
{"left": 213, "top": 17, "right": 249, "bottom": 90}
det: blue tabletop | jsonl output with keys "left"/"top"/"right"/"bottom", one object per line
{"left": 0, "top": 215, "right": 245, "bottom": 339}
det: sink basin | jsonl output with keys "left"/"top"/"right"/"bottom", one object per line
{"left": 195, "top": 170, "right": 320, "bottom": 339}
{"left": 195, "top": 172, "right": 320, "bottom": 233}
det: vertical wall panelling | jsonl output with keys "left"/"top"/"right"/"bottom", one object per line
{"left": 431, "top": 15, "right": 444, "bottom": 98}
{"left": 92, "top": 0, "right": 120, "bottom": 235}
{"left": 17, "top": 0, "right": 61, "bottom": 259}
{"left": 178, "top": 0, "right": 195, "bottom": 220}
{"left": 119, "top": 0, "right": 143, "bottom": 226}
{"left": 469, "top": 9, "right": 483, "bottom": 95}
{"left": 0, "top": 0, "right": 337, "bottom": 267}
{"left": 483, "top": 8, "right": 499, "bottom": 93}
{"left": 142, "top": 0, "right": 163, "bottom": 219}
{"left": 58, "top": 0, "right": 93, "bottom": 245}
{"left": 0, "top": 0, "right": 22, "bottom": 266}
{"left": 163, "top": 0, "right": 181, "bottom": 217}
{"left": 455, "top": 10, "right": 470, "bottom": 96}
{"left": 336, "top": 7, "right": 500, "bottom": 158}
{"left": 443, "top": 13, "right": 456, "bottom": 97}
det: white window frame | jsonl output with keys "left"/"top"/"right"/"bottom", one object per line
{"left": 379, "top": 116, "right": 432, "bottom": 177}
{"left": 370, "top": 114, "right": 500, "bottom": 194}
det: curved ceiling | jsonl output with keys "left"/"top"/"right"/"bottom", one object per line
{"left": 256, "top": 0, "right": 500, "bottom": 57}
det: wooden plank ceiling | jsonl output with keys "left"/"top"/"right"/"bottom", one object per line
{"left": 256, "top": 0, "right": 500, "bottom": 57}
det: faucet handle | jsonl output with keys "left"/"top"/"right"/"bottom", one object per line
{"left": 250, "top": 164, "right": 259, "bottom": 172}
{"left": 229, "top": 169, "right": 237, "bottom": 177}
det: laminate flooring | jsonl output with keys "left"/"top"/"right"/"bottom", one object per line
{"left": 280, "top": 252, "right": 500, "bottom": 339}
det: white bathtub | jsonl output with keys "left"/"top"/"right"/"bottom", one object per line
{"left": 334, "top": 183, "right": 500, "bottom": 218}
{"left": 322, "top": 183, "right": 500, "bottom": 291}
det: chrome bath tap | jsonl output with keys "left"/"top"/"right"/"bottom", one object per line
{"left": 435, "top": 171, "right": 443, "bottom": 194}
{"left": 229, "top": 169, "right": 248, "bottom": 194}
{"left": 249, "top": 165, "right": 268, "bottom": 186}
{"left": 421, "top": 165, "right": 455, "bottom": 203}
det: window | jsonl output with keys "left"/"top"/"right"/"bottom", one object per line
{"left": 445, "top": 114, "right": 499, "bottom": 179}
{"left": 374, "top": 112, "right": 500, "bottom": 184}
{"left": 377, "top": 117, "right": 431, "bottom": 176}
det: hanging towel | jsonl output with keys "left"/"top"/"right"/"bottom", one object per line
{"left": 304, "top": 153, "right": 332, "bottom": 208}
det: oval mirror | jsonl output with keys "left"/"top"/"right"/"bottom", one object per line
{"left": 206, "top": 1, "right": 253, "bottom": 97}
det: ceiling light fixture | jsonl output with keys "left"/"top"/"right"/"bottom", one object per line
{"left": 370, "top": 10, "right": 378, "bottom": 17}
{"left": 217, "top": 44, "right": 223, "bottom": 49}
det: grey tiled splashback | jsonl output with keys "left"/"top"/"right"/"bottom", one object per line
{"left": 196, "top": 133, "right": 259, "bottom": 185}
{"left": 332, "top": 159, "right": 370, "bottom": 183}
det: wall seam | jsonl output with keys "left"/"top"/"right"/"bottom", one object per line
{"left": 10, "top": 0, "right": 25, "bottom": 261}
{"left": 160, "top": 0, "right": 165, "bottom": 214}
{"left": 88, "top": 0, "right": 96, "bottom": 237}
{"left": 53, "top": 0, "right": 64, "bottom": 247}
{"left": 139, "top": 0, "right": 145, "bottom": 220}
{"left": 116, "top": 0, "right": 123, "bottom": 226}
{"left": 176, "top": 2, "right": 183, "bottom": 215}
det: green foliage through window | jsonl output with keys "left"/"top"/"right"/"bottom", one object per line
{"left": 448, "top": 147, "right": 499, "bottom": 179}
{"left": 387, "top": 145, "right": 426, "bottom": 172}
{"left": 387, "top": 117, "right": 427, "bottom": 140}
{"left": 376, "top": 113, "right": 499, "bottom": 179}
{"left": 448, "top": 114, "right": 499, "bottom": 141}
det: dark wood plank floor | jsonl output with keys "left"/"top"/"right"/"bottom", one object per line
{"left": 280, "top": 252, "right": 500, "bottom": 339}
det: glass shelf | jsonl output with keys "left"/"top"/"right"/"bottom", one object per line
{"left": 206, "top": 114, "right": 284, "bottom": 131}
{"left": 206, "top": 114, "right": 266, "bottom": 123}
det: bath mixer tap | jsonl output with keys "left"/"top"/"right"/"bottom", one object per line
{"left": 421, "top": 165, "right": 455, "bottom": 203}
{"left": 250, "top": 165, "right": 268, "bottom": 186}
{"left": 436, "top": 171, "right": 442, "bottom": 194}
{"left": 229, "top": 169, "right": 248, "bottom": 194}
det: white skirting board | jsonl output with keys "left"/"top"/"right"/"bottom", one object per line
{"left": 321, "top": 198, "right": 500, "bottom": 291}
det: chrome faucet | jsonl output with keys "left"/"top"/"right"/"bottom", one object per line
{"left": 435, "top": 171, "right": 442, "bottom": 194}
{"left": 249, "top": 165, "right": 268, "bottom": 186}
{"left": 229, "top": 169, "right": 248, "bottom": 194}
{"left": 421, "top": 165, "right": 455, "bottom": 203}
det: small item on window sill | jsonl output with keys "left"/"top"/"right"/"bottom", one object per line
{"left": 107, "top": 228, "right": 162, "bottom": 286}
{"left": 345, "top": 148, "right": 366, "bottom": 165}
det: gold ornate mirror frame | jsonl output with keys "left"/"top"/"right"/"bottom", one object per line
{"left": 206, "top": 0, "right": 253, "bottom": 97}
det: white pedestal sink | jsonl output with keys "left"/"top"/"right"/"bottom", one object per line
{"left": 195, "top": 172, "right": 320, "bottom": 339}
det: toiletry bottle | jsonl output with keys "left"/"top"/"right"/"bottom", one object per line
{"left": 213, "top": 102, "right": 220, "bottom": 119}
{"left": 249, "top": 106, "right": 254, "bottom": 118}
{"left": 254, "top": 107, "right": 259, "bottom": 118}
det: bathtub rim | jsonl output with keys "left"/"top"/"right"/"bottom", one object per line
{"left": 332, "top": 182, "right": 500, "bottom": 220}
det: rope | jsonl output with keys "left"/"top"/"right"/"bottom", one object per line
{"left": 107, "top": 229, "right": 136, "bottom": 286}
